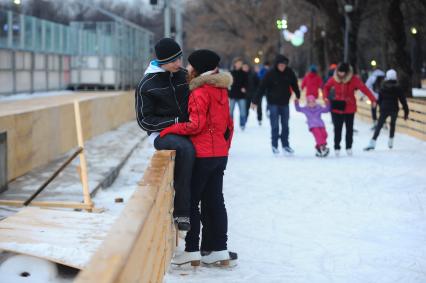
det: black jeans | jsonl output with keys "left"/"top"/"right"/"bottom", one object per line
{"left": 154, "top": 134, "right": 195, "bottom": 217}
{"left": 331, "top": 113, "right": 355, "bottom": 150}
{"left": 185, "top": 157, "right": 228, "bottom": 252}
{"left": 373, "top": 111, "right": 398, "bottom": 140}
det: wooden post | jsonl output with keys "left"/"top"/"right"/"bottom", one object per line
{"left": 0, "top": 132, "right": 7, "bottom": 193}
{"left": 74, "top": 100, "right": 93, "bottom": 210}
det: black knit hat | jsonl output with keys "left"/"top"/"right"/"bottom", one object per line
{"left": 275, "top": 54, "right": 289, "bottom": 65}
{"left": 155, "top": 38, "right": 182, "bottom": 65}
{"left": 188, "top": 49, "right": 221, "bottom": 74}
{"left": 337, "top": 62, "right": 350, "bottom": 73}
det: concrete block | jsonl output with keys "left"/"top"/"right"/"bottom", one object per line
{"left": 0, "top": 72, "right": 14, "bottom": 93}
{"left": 86, "top": 57, "right": 99, "bottom": 69}
{"left": 16, "top": 71, "right": 32, "bottom": 92}
{"left": 34, "top": 54, "right": 46, "bottom": 69}
{"left": 0, "top": 50, "right": 12, "bottom": 69}
{"left": 80, "top": 70, "right": 101, "bottom": 84}
{"left": 48, "top": 72, "right": 60, "bottom": 89}
{"left": 103, "top": 70, "right": 115, "bottom": 84}
{"left": 33, "top": 71, "right": 47, "bottom": 90}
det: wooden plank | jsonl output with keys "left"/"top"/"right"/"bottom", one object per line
{"left": 0, "top": 207, "right": 114, "bottom": 269}
{"left": 75, "top": 150, "right": 176, "bottom": 283}
{"left": 0, "top": 199, "right": 92, "bottom": 209}
{"left": 73, "top": 101, "right": 93, "bottom": 209}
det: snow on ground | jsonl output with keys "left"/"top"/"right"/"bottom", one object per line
{"left": 164, "top": 102, "right": 426, "bottom": 283}
{"left": 0, "top": 90, "right": 75, "bottom": 101}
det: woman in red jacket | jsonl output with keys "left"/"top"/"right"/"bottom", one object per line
{"left": 323, "top": 63, "right": 377, "bottom": 156}
{"left": 160, "top": 49, "right": 234, "bottom": 266}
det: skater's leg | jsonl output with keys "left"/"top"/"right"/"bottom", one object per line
{"left": 344, "top": 113, "right": 354, "bottom": 149}
{"left": 185, "top": 158, "right": 210, "bottom": 252}
{"left": 280, "top": 105, "right": 290, "bottom": 148}
{"left": 154, "top": 134, "right": 194, "bottom": 218}
{"left": 269, "top": 105, "right": 280, "bottom": 148}
{"left": 389, "top": 112, "right": 398, "bottom": 138}
{"left": 202, "top": 157, "right": 228, "bottom": 251}
{"left": 372, "top": 112, "right": 388, "bottom": 140}
{"left": 331, "top": 113, "right": 344, "bottom": 150}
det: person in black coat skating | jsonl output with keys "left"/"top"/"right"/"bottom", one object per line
{"left": 364, "top": 69, "right": 409, "bottom": 150}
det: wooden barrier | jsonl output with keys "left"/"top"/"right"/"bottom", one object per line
{"left": 0, "top": 91, "right": 135, "bottom": 181}
{"left": 356, "top": 96, "right": 426, "bottom": 141}
{"left": 75, "top": 150, "right": 177, "bottom": 283}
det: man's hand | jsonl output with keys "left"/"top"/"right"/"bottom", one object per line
{"left": 250, "top": 103, "right": 257, "bottom": 110}
{"left": 241, "top": 88, "right": 246, "bottom": 93}
{"left": 371, "top": 101, "right": 377, "bottom": 108}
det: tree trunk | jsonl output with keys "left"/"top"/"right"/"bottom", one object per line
{"left": 385, "top": 0, "right": 413, "bottom": 97}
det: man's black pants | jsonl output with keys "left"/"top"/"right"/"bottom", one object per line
{"left": 154, "top": 134, "right": 195, "bottom": 217}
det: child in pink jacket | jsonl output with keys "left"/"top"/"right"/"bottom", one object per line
{"left": 295, "top": 95, "right": 330, "bottom": 157}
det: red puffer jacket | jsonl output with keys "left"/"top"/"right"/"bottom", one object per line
{"left": 160, "top": 72, "right": 234, "bottom": 158}
{"left": 323, "top": 67, "right": 376, "bottom": 114}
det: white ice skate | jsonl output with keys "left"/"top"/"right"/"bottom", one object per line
{"left": 201, "top": 250, "right": 230, "bottom": 266}
{"left": 171, "top": 251, "right": 201, "bottom": 266}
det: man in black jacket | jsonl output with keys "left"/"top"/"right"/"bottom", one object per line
{"left": 251, "top": 55, "right": 301, "bottom": 155}
{"left": 135, "top": 38, "right": 194, "bottom": 231}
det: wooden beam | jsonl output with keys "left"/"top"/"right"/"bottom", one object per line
{"left": 73, "top": 100, "right": 93, "bottom": 210}
{"left": 0, "top": 199, "right": 92, "bottom": 210}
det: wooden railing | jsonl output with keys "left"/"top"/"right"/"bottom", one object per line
{"left": 75, "top": 150, "right": 176, "bottom": 283}
{"left": 357, "top": 97, "right": 426, "bottom": 141}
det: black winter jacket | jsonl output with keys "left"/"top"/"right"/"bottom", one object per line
{"left": 229, "top": 69, "right": 248, "bottom": 99}
{"left": 378, "top": 80, "right": 409, "bottom": 117}
{"left": 135, "top": 67, "right": 189, "bottom": 133}
{"left": 253, "top": 66, "right": 300, "bottom": 106}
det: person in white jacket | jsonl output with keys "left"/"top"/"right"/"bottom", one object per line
{"left": 365, "top": 68, "right": 385, "bottom": 129}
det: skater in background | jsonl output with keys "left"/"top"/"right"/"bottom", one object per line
{"left": 323, "top": 62, "right": 377, "bottom": 156}
{"left": 301, "top": 64, "right": 323, "bottom": 99}
{"left": 242, "top": 63, "right": 260, "bottom": 125}
{"left": 229, "top": 57, "right": 249, "bottom": 130}
{"left": 364, "top": 69, "right": 409, "bottom": 151}
{"left": 251, "top": 54, "right": 301, "bottom": 155}
{"left": 160, "top": 49, "right": 236, "bottom": 266}
{"left": 295, "top": 95, "right": 331, "bottom": 157}
{"left": 365, "top": 67, "right": 385, "bottom": 130}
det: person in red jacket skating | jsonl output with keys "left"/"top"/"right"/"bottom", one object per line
{"left": 301, "top": 64, "right": 323, "bottom": 99}
{"left": 160, "top": 49, "right": 235, "bottom": 267}
{"left": 323, "top": 62, "right": 377, "bottom": 156}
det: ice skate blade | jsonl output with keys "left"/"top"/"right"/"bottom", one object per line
{"left": 171, "top": 260, "right": 201, "bottom": 267}
{"left": 203, "top": 259, "right": 230, "bottom": 267}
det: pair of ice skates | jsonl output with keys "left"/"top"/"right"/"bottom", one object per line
{"left": 172, "top": 250, "right": 238, "bottom": 267}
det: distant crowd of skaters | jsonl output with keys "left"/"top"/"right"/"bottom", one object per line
{"left": 229, "top": 56, "right": 410, "bottom": 157}
{"left": 135, "top": 37, "right": 410, "bottom": 268}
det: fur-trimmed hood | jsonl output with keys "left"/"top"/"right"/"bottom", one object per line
{"left": 189, "top": 72, "right": 233, "bottom": 91}
{"left": 333, "top": 66, "right": 354, "bottom": 83}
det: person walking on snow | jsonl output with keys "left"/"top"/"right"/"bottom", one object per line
{"left": 364, "top": 69, "right": 409, "bottom": 151}
{"left": 135, "top": 38, "right": 194, "bottom": 231}
{"left": 160, "top": 49, "right": 235, "bottom": 266}
{"left": 323, "top": 62, "right": 377, "bottom": 156}
{"left": 301, "top": 64, "right": 323, "bottom": 99}
{"left": 365, "top": 67, "right": 385, "bottom": 129}
{"left": 242, "top": 62, "right": 260, "bottom": 125}
{"left": 251, "top": 54, "right": 301, "bottom": 155}
{"left": 229, "top": 57, "right": 249, "bottom": 130}
{"left": 295, "top": 95, "right": 331, "bottom": 157}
